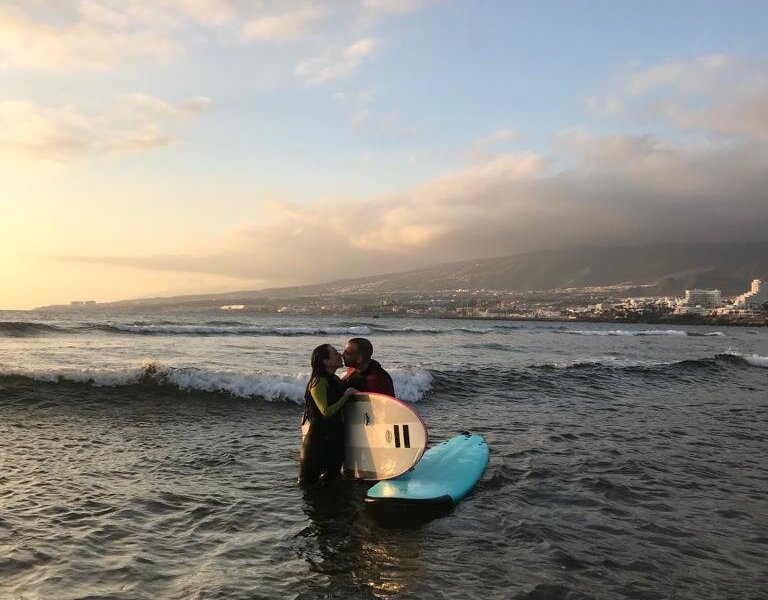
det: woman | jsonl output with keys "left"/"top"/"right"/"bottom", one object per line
{"left": 298, "top": 344, "right": 357, "bottom": 484}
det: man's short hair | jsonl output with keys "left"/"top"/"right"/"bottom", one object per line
{"left": 348, "top": 337, "right": 373, "bottom": 360}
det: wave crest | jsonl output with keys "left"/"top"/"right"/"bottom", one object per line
{"left": 532, "top": 352, "right": 768, "bottom": 372}
{"left": 0, "top": 322, "right": 66, "bottom": 337}
{"left": 0, "top": 363, "right": 434, "bottom": 403}
{"left": 0, "top": 363, "right": 307, "bottom": 402}
{"left": 716, "top": 351, "right": 768, "bottom": 368}
{"left": 105, "top": 323, "right": 499, "bottom": 337}
{"left": 104, "top": 324, "right": 374, "bottom": 336}
{"left": 566, "top": 329, "right": 724, "bottom": 337}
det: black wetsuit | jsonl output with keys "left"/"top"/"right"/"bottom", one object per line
{"left": 298, "top": 374, "right": 350, "bottom": 484}
{"left": 343, "top": 359, "right": 395, "bottom": 396}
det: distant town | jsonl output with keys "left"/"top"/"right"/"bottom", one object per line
{"left": 65, "top": 278, "right": 768, "bottom": 326}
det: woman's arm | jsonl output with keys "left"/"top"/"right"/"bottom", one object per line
{"left": 310, "top": 378, "right": 355, "bottom": 417}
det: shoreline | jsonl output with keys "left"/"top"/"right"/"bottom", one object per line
{"left": 431, "top": 314, "right": 767, "bottom": 327}
{"left": 14, "top": 305, "right": 768, "bottom": 327}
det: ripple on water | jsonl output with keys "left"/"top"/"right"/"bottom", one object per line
{"left": 1, "top": 318, "right": 767, "bottom": 599}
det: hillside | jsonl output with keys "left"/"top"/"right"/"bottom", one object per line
{"left": 37, "top": 242, "right": 768, "bottom": 309}
{"left": 315, "top": 242, "right": 768, "bottom": 296}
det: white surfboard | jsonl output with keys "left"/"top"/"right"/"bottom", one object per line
{"left": 342, "top": 392, "right": 428, "bottom": 480}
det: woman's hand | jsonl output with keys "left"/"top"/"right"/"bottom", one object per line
{"left": 342, "top": 387, "right": 358, "bottom": 399}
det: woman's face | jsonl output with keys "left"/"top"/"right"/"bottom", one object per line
{"left": 323, "top": 346, "right": 343, "bottom": 372}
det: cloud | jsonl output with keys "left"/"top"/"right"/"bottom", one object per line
{"left": 335, "top": 89, "right": 418, "bottom": 136}
{"left": 242, "top": 6, "right": 329, "bottom": 41}
{"left": 61, "top": 124, "right": 768, "bottom": 285}
{"left": 589, "top": 55, "right": 768, "bottom": 140}
{"left": 119, "top": 93, "right": 213, "bottom": 119}
{"left": 0, "top": 95, "right": 211, "bottom": 161}
{"left": 73, "top": 0, "right": 239, "bottom": 27}
{"left": 625, "top": 54, "right": 734, "bottom": 96}
{"left": 294, "top": 37, "right": 379, "bottom": 84}
{"left": 0, "top": 1, "right": 437, "bottom": 76}
{"left": 360, "top": 0, "right": 443, "bottom": 18}
{"left": 0, "top": 4, "right": 180, "bottom": 70}
{"left": 166, "top": 0, "right": 237, "bottom": 26}
{"left": 470, "top": 127, "right": 524, "bottom": 160}
{"left": 479, "top": 127, "right": 522, "bottom": 145}
{"left": 55, "top": 53, "right": 768, "bottom": 287}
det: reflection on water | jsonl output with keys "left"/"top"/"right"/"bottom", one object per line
{"left": 295, "top": 479, "right": 439, "bottom": 598}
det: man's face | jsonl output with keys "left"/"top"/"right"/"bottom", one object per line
{"left": 342, "top": 342, "right": 359, "bottom": 368}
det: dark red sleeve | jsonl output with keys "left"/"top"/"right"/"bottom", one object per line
{"left": 366, "top": 370, "right": 395, "bottom": 396}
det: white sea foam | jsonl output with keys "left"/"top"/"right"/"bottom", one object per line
{"left": 742, "top": 354, "right": 768, "bottom": 368}
{"left": 537, "top": 355, "right": 674, "bottom": 369}
{"left": 569, "top": 329, "right": 723, "bottom": 337}
{"left": 721, "top": 351, "right": 768, "bottom": 368}
{"left": 391, "top": 368, "right": 433, "bottom": 402}
{"left": 0, "top": 362, "right": 435, "bottom": 402}
{"left": 0, "top": 363, "right": 308, "bottom": 403}
{"left": 111, "top": 324, "right": 373, "bottom": 336}
{"left": 157, "top": 367, "right": 307, "bottom": 401}
{"left": 0, "top": 364, "right": 146, "bottom": 386}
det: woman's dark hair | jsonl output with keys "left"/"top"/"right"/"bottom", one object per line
{"left": 306, "top": 343, "right": 332, "bottom": 394}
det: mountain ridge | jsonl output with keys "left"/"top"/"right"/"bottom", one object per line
{"left": 37, "top": 242, "right": 768, "bottom": 309}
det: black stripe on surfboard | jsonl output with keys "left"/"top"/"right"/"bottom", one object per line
{"left": 403, "top": 424, "right": 410, "bottom": 448}
{"left": 393, "top": 425, "right": 401, "bottom": 448}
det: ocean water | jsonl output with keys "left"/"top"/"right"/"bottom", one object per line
{"left": 1, "top": 311, "right": 766, "bottom": 600}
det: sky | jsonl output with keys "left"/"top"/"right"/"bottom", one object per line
{"left": 2, "top": 0, "right": 767, "bottom": 309}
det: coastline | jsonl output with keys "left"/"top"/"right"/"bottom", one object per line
{"left": 15, "top": 304, "right": 768, "bottom": 328}
{"left": 434, "top": 314, "right": 768, "bottom": 327}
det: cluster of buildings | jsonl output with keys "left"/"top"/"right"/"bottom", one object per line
{"left": 249, "top": 279, "right": 766, "bottom": 324}
{"left": 674, "top": 279, "right": 768, "bottom": 316}
{"left": 220, "top": 279, "right": 767, "bottom": 323}
{"left": 62, "top": 279, "right": 766, "bottom": 325}
{"left": 474, "top": 278, "right": 768, "bottom": 322}
{"left": 579, "top": 279, "right": 766, "bottom": 322}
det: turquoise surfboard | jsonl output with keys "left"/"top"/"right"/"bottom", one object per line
{"left": 365, "top": 432, "right": 489, "bottom": 506}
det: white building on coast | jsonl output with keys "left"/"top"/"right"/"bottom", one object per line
{"left": 675, "top": 288, "right": 722, "bottom": 314}
{"left": 732, "top": 279, "right": 767, "bottom": 309}
{"left": 715, "top": 279, "right": 768, "bottom": 316}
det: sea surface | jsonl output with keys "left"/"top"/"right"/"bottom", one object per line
{"left": 1, "top": 311, "right": 766, "bottom": 599}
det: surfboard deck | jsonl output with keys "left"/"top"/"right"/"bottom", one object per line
{"left": 365, "top": 432, "right": 489, "bottom": 506}
{"left": 342, "top": 392, "right": 428, "bottom": 480}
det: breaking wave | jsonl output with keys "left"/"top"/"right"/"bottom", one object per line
{"left": 4, "top": 317, "right": 734, "bottom": 340}
{"left": 565, "top": 329, "right": 725, "bottom": 337}
{"left": 0, "top": 320, "right": 505, "bottom": 337}
{"left": 0, "top": 363, "right": 433, "bottom": 403}
{"left": 99, "top": 324, "right": 375, "bottom": 336}
{"left": 532, "top": 352, "right": 768, "bottom": 371}
{"left": 532, "top": 356, "right": 676, "bottom": 370}
{"left": 0, "top": 322, "right": 68, "bottom": 337}
{"left": 716, "top": 351, "right": 768, "bottom": 368}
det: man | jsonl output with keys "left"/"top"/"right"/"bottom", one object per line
{"left": 341, "top": 337, "right": 395, "bottom": 396}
